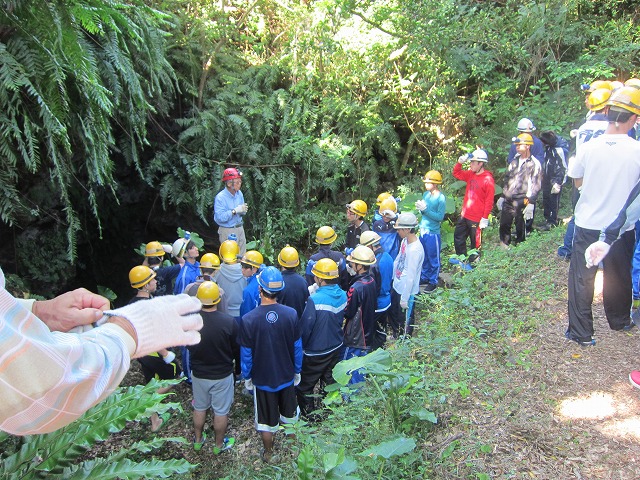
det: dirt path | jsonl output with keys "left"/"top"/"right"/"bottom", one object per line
{"left": 457, "top": 263, "right": 640, "bottom": 479}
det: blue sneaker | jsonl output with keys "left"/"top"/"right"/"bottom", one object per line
{"left": 565, "top": 330, "right": 595, "bottom": 347}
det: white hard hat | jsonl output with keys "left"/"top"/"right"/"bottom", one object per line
{"left": 517, "top": 118, "right": 536, "bottom": 132}
{"left": 393, "top": 212, "right": 418, "bottom": 229}
{"left": 470, "top": 149, "right": 488, "bottom": 162}
{"left": 172, "top": 238, "right": 188, "bottom": 258}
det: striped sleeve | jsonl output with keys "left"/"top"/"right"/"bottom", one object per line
{"left": 0, "top": 287, "right": 134, "bottom": 435}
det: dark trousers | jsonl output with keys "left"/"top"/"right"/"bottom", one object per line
{"left": 542, "top": 181, "right": 561, "bottom": 225}
{"left": 370, "top": 308, "right": 389, "bottom": 350}
{"left": 389, "top": 289, "right": 403, "bottom": 337}
{"left": 454, "top": 217, "right": 480, "bottom": 258}
{"left": 296, "top": 350, "right": 340, "bottom": 417}
{"left": 499, "top": 197, "right": 527, "bottom": 245}
{"left": 567, "top": 226, "right": 634, "bottom": 341}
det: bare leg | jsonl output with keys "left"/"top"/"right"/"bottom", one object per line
{"left": 193, "top": 409, "right": 207, "bottom": 443}
{"left": 260, "top": 431, "right": 274, "bottom": 454}
{"left": 213, "top": 414, "right": 229, "bottom": 448}
{"left": 150, "top": 386, "right": 173, "bottom": 432}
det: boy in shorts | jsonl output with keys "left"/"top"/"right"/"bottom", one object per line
{"left": 238, "top": 267, "right": 302, "bottom": 462}
{"left": 189, "top": 281, "right": 238, "bottom": 453}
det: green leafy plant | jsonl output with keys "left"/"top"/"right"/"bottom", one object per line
{"left": 0, "top": 379, "right": 193, "bottom": 479}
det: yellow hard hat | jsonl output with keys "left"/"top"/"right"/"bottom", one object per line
{"left": 587, "top": 88, "right": 612, "bottom": 111}
{"left": 422, "top": 170, "right": 443, "bottom": 185}
{"left": 513, "top": 133, "right": 534, "bottom": 146}
{"left": 145, "top": 241, "right": 165, "bottom": 257}
{"left": 219, "top": 240, "right": 240, "bottom": 264}
{"left": 588, "top": 80, "right": 613, "bottom": 92}
{"left": 278, "top": 245, "right": 300, "bottom": 268}
{"left": 129, "top": 265, "right": 156, "bottom": 289}
{"left": 347, "top": 245, "right": 376, "bottom": 266}
{"left": 608, "top": 86, "right": 640, "bottom": 115}
{"left": 315, "top": 226, "right": 337, "bottom": 245}
{"left": 197, "top": 281, "right": 221, "bottom": 306}
{"left": 312, "top": 258, "right": 340, "bottom": 280}
{"left": 241, "top": 250, "right": 264, "bottom": 268}
{"left": 378, "top": 197, "right": 397, "bottom": 213}
{"left": 346, "top": 199, "right": 368, "bottom": 217}
{"left": 200, "top": 252, "right": 221, "bottom": 270}
{"left": 376, "top": 192, "right": 393, "bottom": 206}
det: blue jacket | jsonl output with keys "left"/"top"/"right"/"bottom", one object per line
{"left": 173, "top": 261, "right": 200, "bottom": 294}
{"left": 373, "top": 219, "right": 400, "bottom": 259}
{"left": 300, "top": 284, "right": 347, "bottom": 356}
{"left": 240, "top": 273, "right": 260, "bottom": 318}
{"left": 239, "top": 303, "right": 302, "bottom": 392}
{"left": 277, "top": 270, "right": 309, "bottom": 319}
{"left": 371, "top": 249, "right": 393, "bottom": 310}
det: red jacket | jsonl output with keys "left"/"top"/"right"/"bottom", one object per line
{"left": 453, "top": 163, "right": 495, "bottom": 222}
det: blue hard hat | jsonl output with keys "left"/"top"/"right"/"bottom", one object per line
{"left": 257, "top": 266, "right": 285, "bottom": 293}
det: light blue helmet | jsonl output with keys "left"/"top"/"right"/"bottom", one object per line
{"left": 257, "top": 266, "right": 285, "bottom": 293}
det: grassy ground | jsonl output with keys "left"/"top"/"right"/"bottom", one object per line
{"left": 65, "top": 208, "right": 640, "bottom": 478}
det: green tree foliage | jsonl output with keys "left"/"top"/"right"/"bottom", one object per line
{"left": 0, "top": 0, "right": 176, "bottom": 258}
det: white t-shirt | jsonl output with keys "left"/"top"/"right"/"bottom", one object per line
{"left": 569, "top": 134, "right": 640, "bottom": 230}
{"left": 392, "top": 237, "right": 424, "bottom": 303}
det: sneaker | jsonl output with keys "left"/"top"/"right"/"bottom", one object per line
{"left": 193, "top": 432, "right": 207, "bottom": 451}
{"left": 424, "top": 283, "right": 437, "bottom": 293}
{"left": 629, "top": 371, "right": 640, "bottom": 389}
{"left": 565, "top": 330, "right": 596, "bottom": 347}
{"left": 213, "top": 436, "right": 235, "bottom": 455}
{"left": 622, "top": 319, "right": 636, "bottom": 331}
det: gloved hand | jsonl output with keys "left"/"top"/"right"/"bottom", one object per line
{"left": 345, "top": 247, "right": 354, "bottom": 256}
{"left": 415, "top": 199, "right": 427, "bottom": 211}
{"left": 551, "top": 183, "right": 561, "bottom": 195}
{"left": 235, "top": 203, "right": 248, "bottom": 215}
{"left": 479, "top": 218, "right": 489, "bottom": 229}
{"left": 308, "top": 283, "right": 319, "bottom": 295}
{"left": 400, "top": 299, "right": 408, "bottom": 310}
{"left": 585, "top": 241, "right": 611, "bottom": 268}
{"left": 458, "top": 154, "right": 468, "bottom": 164}
{"left": 381, "top": 209, "right": 397, "bottom": 219}
{"left": 346, "top": 264, "right": 357, "bottom": 276}
{"left": 294, "top": 373, "right": 301, "bottom": 386}
{"left": 496, "top": 197, "right": 504, "bottom": 211}
{"left": 523, "top": 203, "right": 535, "bottom": 220}
{"left": 163, "top": 351, "right": 176, "bottom": 364}
{"left": 244, "top": 378, "right": 254, "bottom": 391}
{"left": 101, "top": 294, "right": 203, "bottom": 359}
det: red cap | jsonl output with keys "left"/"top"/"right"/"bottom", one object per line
{"left": 222, "top": 168, "right": 242, "bottom": 182}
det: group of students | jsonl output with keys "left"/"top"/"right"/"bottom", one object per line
{"left": 126, "top": 209, "right": 429, "bottom": 461}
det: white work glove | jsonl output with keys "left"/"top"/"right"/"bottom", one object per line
{"left": 101, "top": 294, "right": 203, "bottom": 359}
{"left": 458, "top": 155, "right": 467, "bottom": 164}
{"left": 244, "top": 379, "right": 254, "bottom": 391}
{"left": 381, "top": 209, "right": 397, "bottom": 219}
{"left": 523, "top": 203, "right": 535, "bottom": 220}
{"left": 400, "top": 299, "right": 408, "bottom": 310}
{"left": 294, "top": 373, "right": 301, "bottom": 386}
{"left": 235, "top": 203, "right": 248, "bottom": 215}
{"left": 163, "top": 351, "right": 176, "bottom": 364}
{"left": 415, "top": 199, "right": 427, "bottom": 211}
{"left": 585, "top": 241, "right": 611, "bottom": 268}
{"left": 551, "top": 183, "right": 561, "bottom": 195}
{"left": 496, "top": 197, "right": 504, "bottom": 211}
{"left": 346, "top": 264, "right": 356, "bottom": 276}
{"left": 308, "top": 283, "right": 319, "bottom": 295}
{"left": 479, "top": 218, "right": 489, "bottom": 229}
